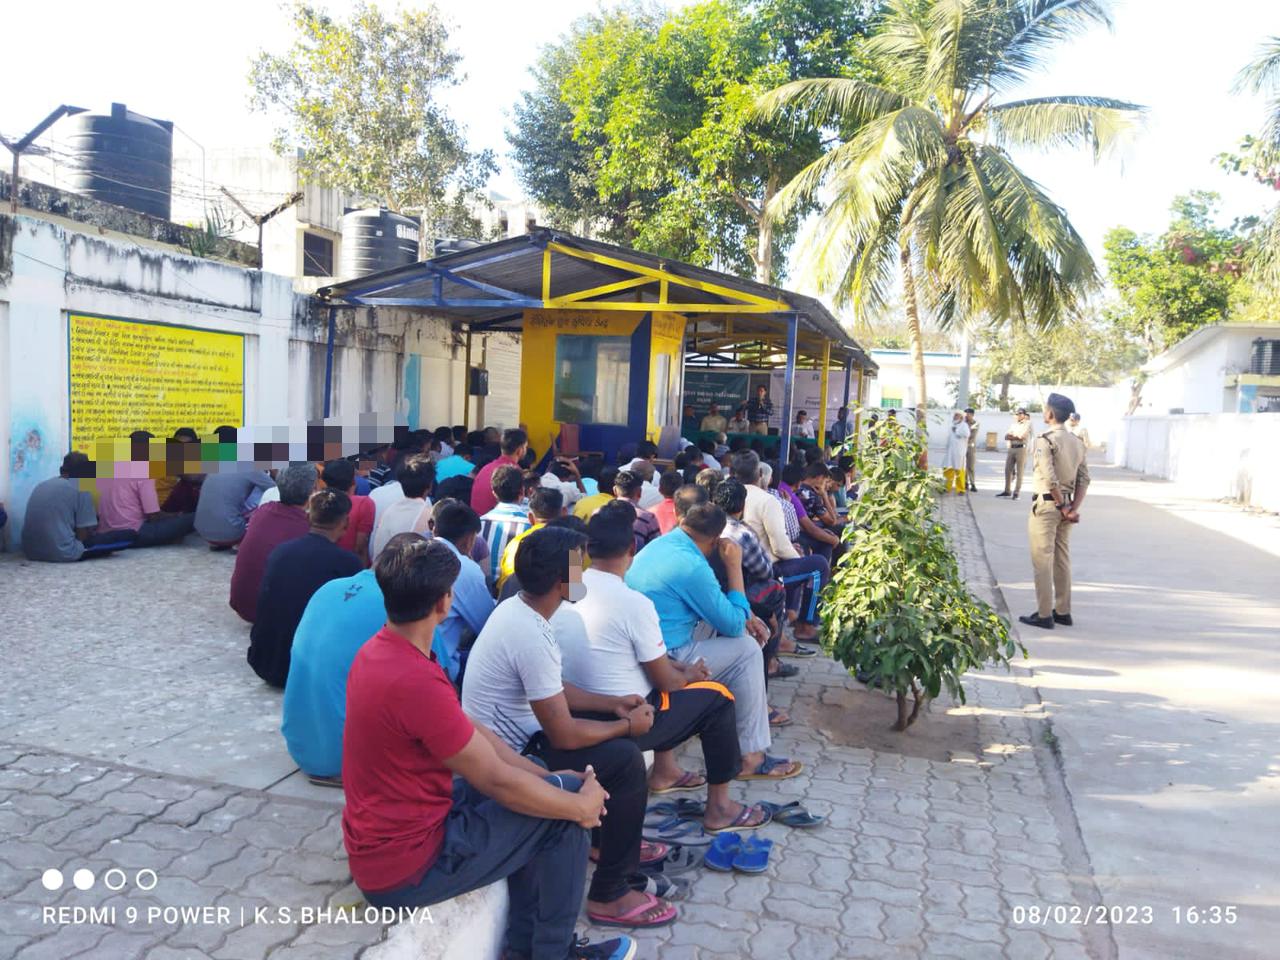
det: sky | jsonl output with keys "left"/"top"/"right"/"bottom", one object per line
{"left": 4, "top": 0, "right": 1279, "bottom": 273}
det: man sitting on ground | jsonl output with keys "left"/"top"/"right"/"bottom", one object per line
{"left": 195, "top": 436, "right": 276, "bottom": 550}
{"left": 370, "top": 455, "right": 435, "bottom": 562}
{"left": 463, "top": 527, "right": 678, "bottom": 929}
{"left": 429, "top": 501, "right": 496, "bottom": 682}
{"left": 434, "top": 443, "right": 475, "bottom": 484}
{"left": 614, "top": 470, "right": 660, "bottom": 553}
{"left": 626, "top": 501, "right": 801, "bottom": 782}
{"left": 573, "top": 466, "right": 617, "bottom": 521}
{"left": 560, "top": 502, "right": 767, "bottom": 829}
{"left": 282, "top": 536, "right": 415, "bottom": 787}
{"left": 22, "top": 452, "right": 138, "bottom": 561}
{"left": 734, "top": 451, "right": 827, "bottom": 648}
{"left": 229, "top": 462, "right": 316, "bottom": 623}
{"left": 499, "top": 487, "right": 564, "bottom": 593}
{"left": 471, "top": 427, "right": 528, "bottom": 516}
{"left": 650, "top": 471, "right": 682, "bottom": 535}
{"left": 95, "top": 430, "right": 195, "bottom": 548}
{"left": 248, "top": 489, "right": 362, "bottom": 688}
{"left": 480, "top": 465, "right": 531, "bottom": 587}
{"left": 322, "top": 458, "right": 375, "bottom": 565}
{"left": 342, "top": 536, "right": 628, "bottom": 960}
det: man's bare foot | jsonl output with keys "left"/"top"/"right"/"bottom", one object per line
{"left": 647, "top": 769, "right": 706, "bottom": 793}
{"left": 703, "top": 799, "right": 768, "bottom": 832}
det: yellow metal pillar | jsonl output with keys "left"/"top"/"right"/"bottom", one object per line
{"left": 817, "top": 340, "right": 831, "bottom": 448}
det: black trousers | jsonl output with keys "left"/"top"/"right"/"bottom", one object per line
{"left": 364, "top": 776, "right": 588, "bottom": 960}
{"left": 531, "top": 683, "right": 740, "bottom": 903}
{"left": 635, "top": 685, "right": 741, "bottom": 785}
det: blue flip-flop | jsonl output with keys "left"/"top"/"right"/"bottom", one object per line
{"left": 732, "top": 836, "right": 774, "bottom": 874}
{"left": 642, "top": 818, "right": 712, "bottom": 847}
{"left": 703, "top": 832, "right": 742, "bottom": 872}
{"left": 757, "top": 800, "right": 825, "bottom": 828}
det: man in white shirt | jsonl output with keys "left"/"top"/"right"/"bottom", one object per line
{"left": 369, "top": 456, "right": 434, "bottom": 561}
{"left": 462, "top": 526, "right": 677, "bottom": 928}
{"left": 794, "top": 410, "right": 816, "bottom": 439}
{"left": 554, "top": 501, "right": 767, "bottom": 832}
{"left": 997, "top": 408, "right": 1033, "bottom": 500}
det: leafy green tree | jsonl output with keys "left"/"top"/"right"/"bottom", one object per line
{"left": 1228, "top": 36, "right": 1280, "bottom": 291}
{"left": 974, "top": 321, "right": 1143, "bottom": 408}
{"left": 1102, "top": 192, "right": 1247, "bottom": 355}
{"left": 755, "top": 0, "right": 1144, "bottom": 432}
{"left": 249, "top": 1, "right": 496, "bottom": 249}
{"left": 508, "top": 0, "right": 875, "bottom": 282}
{"left": 822, "top": 415, "right": 1021, "bottom": 730}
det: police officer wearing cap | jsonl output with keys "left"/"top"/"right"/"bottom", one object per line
{"left": 1019, "top": 393, "right": 1090, "bottom": 630}
{"left": 996, "top": 408, "right": 1032, "bottom": 499}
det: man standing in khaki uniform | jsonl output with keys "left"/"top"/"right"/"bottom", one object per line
{"left": 996, "top": 408, "right": 1032, "bottom": 500}
{"left": 963, "top": 408, "right": 979, "bottom": 491}
{"left": 1019, "top": 393, "right": 1090, "bottom": 630}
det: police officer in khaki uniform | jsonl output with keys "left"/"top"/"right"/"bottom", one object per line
{"left": 996, "top": 408, "right": 1032, "bottom": 499}
{"left": 1018, "top": 393, "right": 1090, "bottom": 630}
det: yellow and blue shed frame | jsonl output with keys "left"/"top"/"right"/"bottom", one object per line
{"left": 317, "top": 230, "right": 876, "bottom": 461}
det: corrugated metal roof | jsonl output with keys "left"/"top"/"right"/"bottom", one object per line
{"left": 317, "top": 229, "right": 876, "bottom": 371}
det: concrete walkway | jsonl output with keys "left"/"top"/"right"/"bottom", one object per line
{"left": 966, "top": 451, "right": 1280, "bottom": 960}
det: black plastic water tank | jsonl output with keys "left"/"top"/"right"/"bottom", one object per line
{"left": 338, "top": 208, "right": 420, "bottom": 279}
{"left": 63, "top": 103, "right": 173, "bottom": 220}
{"left": 434, "top": 237, "right": 483, "bottom": 257}
{"left": 1250, "top": 338, "right": 1280, "bottom": 375}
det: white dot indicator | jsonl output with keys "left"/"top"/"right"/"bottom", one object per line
{"left": 41, "top": 869, "right": 64, "bottom": 891}
{"left": 103, "top": 869, "right": 127, "bottom": 891}
{"left": 73, "top": 869, "right": 95, "bottom": 890}
{"left": 136, "top": 869, "right": 158, "bottom": 891}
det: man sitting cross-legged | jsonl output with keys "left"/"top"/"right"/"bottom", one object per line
{"left": 557, "top": 502, "right": 768, "bottom": 831}
{"left": 462, "top": 527, "right": 678, "bottom": 930}
{"left": 625, "top": 499, "right": 802, "bottom": 783}
{"left": 343, "top": 535, "right": 632, "bottom": 960}
{"left": 248, "top": 489, "right": 362, "bottom": 688}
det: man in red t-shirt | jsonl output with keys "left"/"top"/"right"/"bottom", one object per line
{"left": 344, "top": 535, "right": 631, "bottom": 960}
{"left": 469, "top": 428, "right": 528, "bottom": 517}
{"left": 321, "top": 458, "right": 375, "bottom": 565}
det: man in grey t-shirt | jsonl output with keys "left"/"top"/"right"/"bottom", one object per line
{"left": 22, "top": 453, "right": 137, "bottom": 562}
{"left": 194, "top": 468, "right": 276, "bottom": 547}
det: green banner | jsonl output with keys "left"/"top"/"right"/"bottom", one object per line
{"left": 684, "top": 369, "right": 749, "bottom": 417}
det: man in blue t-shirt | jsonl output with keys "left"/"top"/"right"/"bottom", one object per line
{"left": 281, "top": 555, "right": 394, "bottom": 784}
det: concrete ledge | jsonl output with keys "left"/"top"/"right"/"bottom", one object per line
{"left": 364, "top": 880, "right": 509, "bottom": 960}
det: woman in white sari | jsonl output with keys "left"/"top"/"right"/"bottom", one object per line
{"left": 941, "top": 412, "right": 970, "bottom": 494}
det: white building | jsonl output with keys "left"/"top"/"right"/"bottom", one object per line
{"left": 1137, "top": 323, "right": 1280, "bottom": 415}
{"left": 867, "top": 349, "right": 971, "bottom": 410}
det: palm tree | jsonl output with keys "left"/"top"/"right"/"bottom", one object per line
{"left": 756, "top": 0, "right": 1143, "bottom": 430}
{"left": 1234, "top": 36, "right": 1280, "bottom": 291}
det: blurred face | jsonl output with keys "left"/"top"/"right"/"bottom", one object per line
{"left": 561, "top": 549, "right": 586, "bottom": 602}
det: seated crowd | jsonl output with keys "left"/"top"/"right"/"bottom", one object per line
{"left": 19, "top": 419, "right": 858, "bottom": 960}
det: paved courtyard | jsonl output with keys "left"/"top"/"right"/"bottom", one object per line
{"left": 6, "top": 460, "right": 1271, "bottom": 959}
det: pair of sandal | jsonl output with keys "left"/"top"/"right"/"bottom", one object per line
{"left": 647, "top": 797, "right": 824, "bottom": 830}
{"left": 643, "top": 802, "right": 771, "bottom": 845}
{"left": 705, "top": 832, "right": 773, "bottom": 873}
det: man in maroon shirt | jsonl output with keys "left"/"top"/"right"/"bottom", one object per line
{"left": 345, "top": 535, "right": 631, "bottom": 960}
{"left": 229, "top": 463, "right": 315, "bottom": 623}
{"left": 470, "top": 428, "right": 528, "bottom": 517}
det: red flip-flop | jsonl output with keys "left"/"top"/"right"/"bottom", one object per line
{"left": 591, "top": 840, "right": 670, "bottom": 865}
{"left": 587, "top": 892, "right": 678, "bottom": 929}
{"left": 649, "top": 770, "right": 707, "bottom": 794}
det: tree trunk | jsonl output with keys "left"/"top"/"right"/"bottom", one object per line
{"left": 999, "top": 370, "right": 1012, "bottom": 410}
{"left": 756, "top": 217, "right": 773, "bottom": 285}
{"left": 900, "top": 246, "right": 929, "bottom": 450}
{"left": 893, "top": 689, "right": 909, "bottom": 731}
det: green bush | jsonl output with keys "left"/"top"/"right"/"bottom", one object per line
{"left": 823, "top": 413, "right": 1024, "bottom": 730}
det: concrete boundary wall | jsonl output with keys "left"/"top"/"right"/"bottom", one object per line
{"left": 1114, "top": 413, "right": 1280, "bottom": 514}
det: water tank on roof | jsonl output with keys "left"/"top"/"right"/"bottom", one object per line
{"left": 434, "top": 237, "right": 483, "bottom": 257}
{"left": 338, "top": 208, "right": 420, "bottom": 279}
{"left": 63, "top": 103, "right": 173, "bottom": 220}
{"left": 1250, "top": 338, "right": 1280, "bottom": 375}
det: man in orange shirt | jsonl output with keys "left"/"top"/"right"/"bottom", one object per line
{"left": 650, "top": 471, "right": 681, "bottom": 535}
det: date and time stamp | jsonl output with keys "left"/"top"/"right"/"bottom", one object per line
{"left": 1011, "top": 903, "right": 1239, "bottom": 927}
